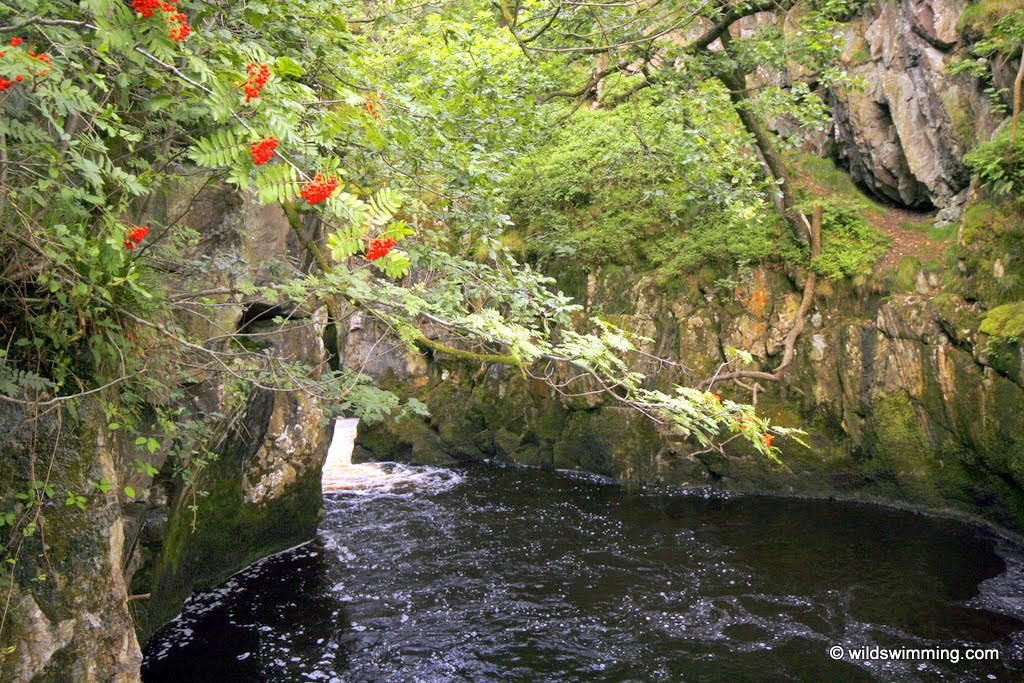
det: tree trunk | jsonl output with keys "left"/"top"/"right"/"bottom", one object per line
{"left": 716, "top": 36, "right": 808, "bottom": 243}
{"left": 1013, "top": 50, "right": 1023, "bottom": 138}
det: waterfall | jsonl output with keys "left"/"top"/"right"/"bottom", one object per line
{"left": 326, "top": 417, "right": 359, "bottom": 467}
{"left": 320, "top": 417, "right": 463, "bottom": 494}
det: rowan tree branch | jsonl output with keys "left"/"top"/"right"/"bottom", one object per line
{"left": 0, "top": 16, "right": 91, "bottom": 33}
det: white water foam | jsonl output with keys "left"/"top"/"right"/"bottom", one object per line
{"left": 321, "top": 418, "right": 464, "bottom": 496}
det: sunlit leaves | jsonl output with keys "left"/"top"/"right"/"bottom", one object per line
{"left": 0, "top": 0, "right": 794, "bottom": 486}
{"left": 375, "top": 250, "right": 411, "bottom": 278}
{"left": 368, "top": 187, "right": 401, "bottom": 226}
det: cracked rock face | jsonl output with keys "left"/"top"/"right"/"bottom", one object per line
{"left": 830, "top": 0, "right": 1000, "bottom": 213}
{"left": 127, "top": 180, "right": 333, "bottom": 643}
{"left": 0, "top": 405, "right": 143, "bottom": 683}
{"left": 242, "top": 319, "right": 330, "bottom": 506}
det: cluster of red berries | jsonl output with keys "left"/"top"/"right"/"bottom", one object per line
{"left": 131, "top": 0, "right": 191, "bottom": 43}
{"left": 365, "top": 236, "right": 397, "bottom": 261}
{"left": 0, "top": 75, "right": 22, "bottom": 93}
{"left": 132, "top": 0, "right": 161, "bottom": 17}
{"left": 299, "top": 173, "right": 338, "bottom": 205}
{"left": 28, "top": 51, "right": 51, "bottom": 76}
{"left": 124, "top": 225, "right": 150, "bottom": 250}
{"left": 244, "top": 63, "right": 270, "bottom": 102}
{"left": 763, "top": 433, "right": 776, "bottom": 449}
{"left": 168, "top": 10, "right": 191, "bottom": 42}
{"left": 0, "top": 37, "right": 48, "bottom": 92}
{"left": 250, "top": 137, "right": 279, "bottom": 165}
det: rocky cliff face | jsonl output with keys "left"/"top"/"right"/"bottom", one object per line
{"left": 128, "top": 184, "right": 332, "bottom": 642}
{"left": 0, "top": 404, "right": 142, "bottom": 682}
{"left": 353, "top": 251, "right": 1024, "bottom": 531}
{"left": 829, "top": 0, "right": 1008, "bottom": 220}
{"left": 0, "top": 181, "right": 331, "bottom": 680}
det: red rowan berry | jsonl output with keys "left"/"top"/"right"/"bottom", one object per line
{"left": 132, "top": 0, "right": 160, "bottom": 18}
{"left": 124, "top": 225, "right": 150, "bottom": 250}
{"left": 365, "top": 236, "right": 397, "bottom": 261}
{"left": 250, "top": 137, "right": 279, "bottom": 165}
{"left": 299, "top": 173, "right": 339, "bottom": 205}
{"left": 243, "top": 63, "right": 270, "bottom": 102}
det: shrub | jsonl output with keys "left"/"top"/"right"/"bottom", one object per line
{"left": 965, "top": 129, "right": 1024, "bottom": 199}
{"left": 502, "top": 94, "right": 791, "bottom": 275}
{"left": 811, "top": 200, "right": 890, "bottom": 279}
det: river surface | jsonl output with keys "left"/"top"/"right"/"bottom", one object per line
{"left": 143, "top": 424, "right": 1024, "bottom": 682}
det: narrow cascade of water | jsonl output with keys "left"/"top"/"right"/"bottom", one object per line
{"left": 320, "top": 418, "right": 463, "bottom": 495}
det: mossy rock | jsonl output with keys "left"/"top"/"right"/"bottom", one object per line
{"left": 864, "top": 391, "right": 983, "bottom": 507}
{"left": 931, "top": 293, "right": 982, "bottom": 344}
{"left": 0, "top": 401, "right": 144, "bottom": 681}
{"left": 980, "top": 301, "right": 1024, "bottom": 340}
{"left": 133, "top": 390, "right": 325, "bottom": 641}
{"left": 956, "top": 198, "right": 1024, "bottom": 304}
{"left": 958, "top": 0, "right": 1021, "bottom": 35}
{"left": 979, "top": 373, "right": 1024, "bottom": 486}
{"left": 353, "top": 416, "right": 455, "bottom": 466}
{"left": 552, "top": 408, "right": 662, "bottom": 480}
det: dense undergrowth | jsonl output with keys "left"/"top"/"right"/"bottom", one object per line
{"left": 502, "top": 106, "right": 892, "bottom": 283}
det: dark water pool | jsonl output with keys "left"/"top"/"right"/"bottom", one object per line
{"left": 143, "top": 464, "right": 1024, "bottom": 682}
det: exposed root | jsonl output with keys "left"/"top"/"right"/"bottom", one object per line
{"left": 706, "top": 205, "right": 822, "bottom": 388}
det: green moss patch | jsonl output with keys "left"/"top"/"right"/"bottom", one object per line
{"left": 954, "top": 198, "right": 1024, "bottom": 304}
{"left": 958, "top": 0, "right": 1022, "bottom": 34}
{"left": 980, "top": 301, "right": 1024, "bottom": 341}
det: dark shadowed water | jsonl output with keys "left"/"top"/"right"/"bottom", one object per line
{"left": 143, "top": 464, "right": 1024, "bottom": 682}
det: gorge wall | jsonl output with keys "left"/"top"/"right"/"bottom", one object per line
{"left": 0, "top": 181, "right": 331, "bottom": 680}
{"left": 352, "top": 252, "right": 1024, "bottom": 530}
{"left": 354, "top": 0, "right": 1024, "bottom": 532}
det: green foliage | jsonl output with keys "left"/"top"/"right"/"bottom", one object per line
{"left": 799, "top": 155, "right": 876, "bottom": 199}
{"left": 980, "top": 302, "right": 1024, "bottom": 341}
{"left": 956, "top": 198, "right": 1024, "bottom": 304}
{"left": 189, "top": 128, "right": 248, "bottom": 168}
{"left": 0, "top": 0, "right": 826, "bottom": 597}
{"left": 0, "top": 362, "right": 55, "bottom": 398}
{"left": 502, "top": 92, "right": 790, "bottom": 275}
{"left": 903, "top": 219, "right": 958, "bottom": 242}
{"left": 953, "top": 3, "right": 1024, "bottom": 117}
{"left": 965, "top": 129, "right": 1024, "bottom": 198}
{"left": 65, "top": 493, "right": 87, "bottom": 510}
{"left": 811, "top": 200, "right": 890, "bottom": 279}
{"left": 889, "top": 257, "right": 924, "bottom": 293}
{"left": 958, "top": 0, "right": 1024, "bottom": 40}
{"left": 793, "top": 157, "right": 890, "bottom": 279}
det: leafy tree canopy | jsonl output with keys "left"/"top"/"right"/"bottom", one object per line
{"left": 0, "top": 0, "right": 872, "bottom": 498}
